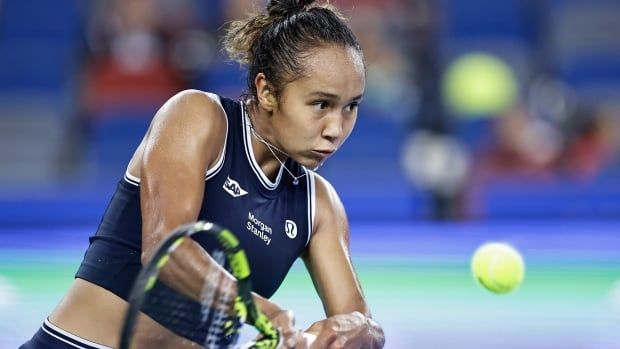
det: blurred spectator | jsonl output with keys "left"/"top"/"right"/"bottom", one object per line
{"left": 562, "top": 104, "right": 620, "bottom": 181}
{"left": 77, "top": 0, "right": 220, "bottom": 177}
{"left": 194, "top": 0, "right": 254, "bottom": 98}
{"left": 459, "top": 97, "right": 620, "bottom": 219}
{"left": 81, "top": 0, "right": 191, "bottom": 117}
{"left": 464, "top": 104, "right": 557, "bottom": 184}
{"left": 336, "top": 0, "right": 418, "bottom": 122}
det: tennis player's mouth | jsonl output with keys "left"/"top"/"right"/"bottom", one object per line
{"left": 312, "top": 149, "right": 335, "bottom": 157}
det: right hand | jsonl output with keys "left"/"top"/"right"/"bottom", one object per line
{"left": 268, "top": 309, "right": 297, "bottom": 348}
{"left": 265, "top": 309, "right": 316, "bottom": 349}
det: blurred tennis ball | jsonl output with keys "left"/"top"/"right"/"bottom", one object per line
{"left": 442, "top": 52, "right": 518, "bottom": 117}
{"left": 471, "top": 242, "right": 525, "bottom": 294}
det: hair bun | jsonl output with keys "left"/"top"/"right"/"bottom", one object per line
{"left": 267, "top": 0, "right": 315, "bottom": 17}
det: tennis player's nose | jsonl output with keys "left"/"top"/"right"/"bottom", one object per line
{"left": 322, "top": 114, "right": 343, "bottom": 142}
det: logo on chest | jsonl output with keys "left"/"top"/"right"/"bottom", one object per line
{"left": 223, "top": 176, "right": 248, "bottom": 198}
{"left": 247, "top": 212, "right": 273, "bottom": 246}
{"left": 285, "top": 220, "right": 297, "bottom": 239}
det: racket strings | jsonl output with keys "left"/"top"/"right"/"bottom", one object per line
{"left": 132, "top": 249, "right": 241, "bottom": 348}
{"left": 202, "top": 272, "right": 237, "bottom": 348}
{"left": 121, "top": 223, "right": 280, "bottom": 349}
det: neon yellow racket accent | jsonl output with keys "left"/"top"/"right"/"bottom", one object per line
{"left": 253, "top": 312, "right": 278, "bottom": 339}
{"left": 145, "top": 276, "right": 157, "bottom": 291}
{"left": 233, "top": 296, "right": 248, "bottom": 323}
{"left": 120, "top": 222, "right": 280, "bottom": 349}
{"left": 156, "top": 255, "right": 170, "bottom": 269}
{"left": 169, "top": 236, "right": 186, "bottom": 252}
{"left": 218, "top": 229, "right": 240, "bottom": 249}
{"left": 229, "top": 250, "right": 251, "bottom": 279}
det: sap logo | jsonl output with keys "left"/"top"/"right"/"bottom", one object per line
{"left": 223, "top": 176, "right": 248, "bottom": 197}
{"left": 285, "top": 220, "right": 297, "bottom": 239}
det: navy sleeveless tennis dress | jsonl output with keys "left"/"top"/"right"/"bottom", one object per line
{"left": 21, "top": 94, "right": 316, "bottom": 348}
{"left": 76, "top": 93, "right": 315, "bottom": 300}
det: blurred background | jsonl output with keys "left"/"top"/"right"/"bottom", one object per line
{"left": 0, "top": 0, "right": 619, "bottom": 348}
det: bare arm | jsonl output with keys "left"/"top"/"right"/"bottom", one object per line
{"left": 302, "top": 174, "right": 385, "bottom": 348}
{"left": 138, "top": 90, "right": 286, "bottom": 321}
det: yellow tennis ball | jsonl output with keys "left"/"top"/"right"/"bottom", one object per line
{"left": 442, "top": 52, "right": 518, "bottom": 117}
{"left": 471, "top": 242, "right": 525, "bottom": 294}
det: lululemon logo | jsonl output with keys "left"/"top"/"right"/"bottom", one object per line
{"left": 285, "top": 220, "right": 297, "bottom": 239}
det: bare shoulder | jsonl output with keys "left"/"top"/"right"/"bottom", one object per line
{"left": 148, "top": 89, "right": 227, "bottom": 165}
{"left": 312, "top": 172, "right": 341, "bottom": 208}
{"left": 153, "top": 89, "right": 226, "bottom": 129}
{"left": 310, "top": 171, "right": 348, "bottom": 238}
{"left": 128, "top": 90, "right": 228, "bottom": 176}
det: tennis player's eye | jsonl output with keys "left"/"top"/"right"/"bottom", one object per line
{"left": 345, "top": 102, "right": 360, "bottom": 112}
{"left": 311, "top": 101, "right": 329, "bottom": 110}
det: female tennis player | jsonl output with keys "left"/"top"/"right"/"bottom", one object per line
{"left": 20, "top": 0, "right": 384, "bottom": 348}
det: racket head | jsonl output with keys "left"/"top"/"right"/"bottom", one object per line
{"left": 118, "top": 221, "right": 280, "bottom": 349}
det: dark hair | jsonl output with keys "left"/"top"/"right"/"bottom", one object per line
{"left": 223, "top": 0, "right": 362, "bottom": 101}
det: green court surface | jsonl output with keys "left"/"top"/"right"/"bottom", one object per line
{"left": 1, "top": 222, "right": 620, "bottom": 348}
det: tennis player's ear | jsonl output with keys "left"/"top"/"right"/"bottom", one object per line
{"left": 255, "top": 73, "right": 276, "bottom": 112}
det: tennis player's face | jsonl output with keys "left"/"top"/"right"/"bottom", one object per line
{"left": 274, "top": 45, "right": 365, "bottom": 168}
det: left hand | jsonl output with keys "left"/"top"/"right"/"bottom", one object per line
{"left": 305, "top": 311, "right": 377, "bottom": 349}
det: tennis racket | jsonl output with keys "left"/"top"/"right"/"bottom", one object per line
{"left": 119, "top": 221, "right": 281, "bottom": 349}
